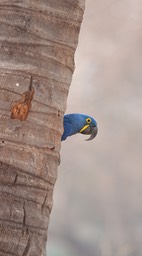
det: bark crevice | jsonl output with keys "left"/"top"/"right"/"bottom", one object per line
{"left": 22, "top": 236, "right": 30, "bottom": 256}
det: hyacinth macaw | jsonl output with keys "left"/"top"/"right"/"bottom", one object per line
{"left": 61, "top": 113, "right": 98, "bottom": 141}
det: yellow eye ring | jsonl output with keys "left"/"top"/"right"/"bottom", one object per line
{"left": 86, "top": 118, "right": 91, "bottom": 124}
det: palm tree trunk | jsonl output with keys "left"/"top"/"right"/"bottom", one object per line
{"left": 0, "top": 1, "right": 85, "bottom": 255}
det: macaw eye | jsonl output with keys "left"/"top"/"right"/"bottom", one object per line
{"left": 86, "top": 118, "right": 91, "bottom": 124}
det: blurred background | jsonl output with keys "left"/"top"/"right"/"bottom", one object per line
{"left": 47, "top": 0, "right": 142, "bottom": 255}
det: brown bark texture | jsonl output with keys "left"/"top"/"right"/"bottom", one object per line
{"left": 0, "top": 1, "right": 85, "bottom": 255}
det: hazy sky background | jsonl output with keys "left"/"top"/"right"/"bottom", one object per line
{"left": 48, "top": 0, "right": 142, "bottom": 255}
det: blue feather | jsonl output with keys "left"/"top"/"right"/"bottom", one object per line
{"left": 61, "top": 113, "right": 97, "bottom": 141}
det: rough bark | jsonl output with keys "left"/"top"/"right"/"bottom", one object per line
{"left": 0, "top": 1, "right": 85, "bottom": 255}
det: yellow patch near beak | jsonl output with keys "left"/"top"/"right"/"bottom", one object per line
{"left": 79, "top": 124, "right": 89, "bottom": 133}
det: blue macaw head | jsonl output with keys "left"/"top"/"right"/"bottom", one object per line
{"left": 61, "top": 113, "right": 98, "bottom": 141}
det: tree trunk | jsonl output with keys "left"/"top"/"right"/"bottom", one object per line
{"left": 0, "top": 1, "right": 85, "bottom": 255}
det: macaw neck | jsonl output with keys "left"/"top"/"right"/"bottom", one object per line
{"left": 69, "top": 114, "right": 85, "bottom": 134}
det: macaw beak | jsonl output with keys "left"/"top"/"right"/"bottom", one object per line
{"left": 80, "top": 125, "right": 98, "bottom": 141}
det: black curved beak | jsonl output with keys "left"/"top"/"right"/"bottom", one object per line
{"left": 80, "top": 125, "right": 98, "bottom": 141}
